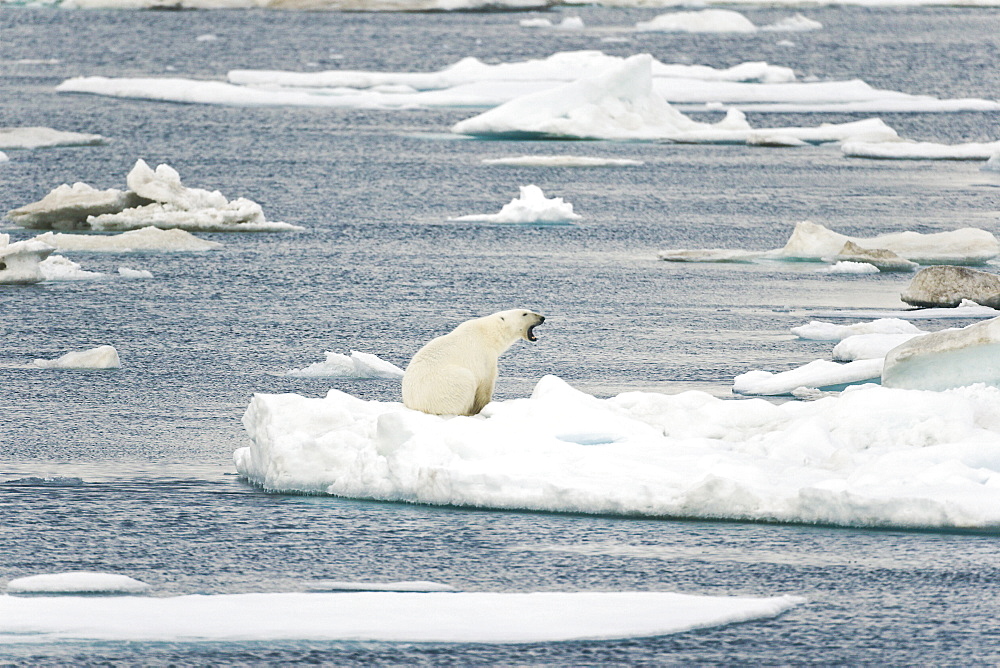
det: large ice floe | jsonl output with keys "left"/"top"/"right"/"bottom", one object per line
{"left": 29, "top": 227, "right": 222, "bottom": 252}
{"left": 448, "top": 185, "right": 581, "bottom": 224}
{"left": 0, "top": 126, "right": 105, "bottom": 150}
{"left": 451, "top": 55, "right": 902, "bottom": 143}
{"left": 659, "top": 220, "right": 1000, "bottom": 267}
{"left": 286, "top": 351, "right": 404, "bottom": 378}
{"left": 0, "top": 234, "right": 56, "bottom": 284}
{"left": 55, "top": 50, "right": 998, "bottom": 115}
{"left": 0, "top": 589, "right": 802, "bottom": 643}
{"left": 236, "top": 372, "right": 1000, "bottom": 530}
{"left": 31, "top": 345, "right": 122, "bottom": 369}
{"left": 7, "top": 159, "right": 298, "bottom": 232}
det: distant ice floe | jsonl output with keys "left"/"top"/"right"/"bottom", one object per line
{"left": 0, "top": 234, "right": 56, "bottom": 284}
{"left": 31, "top": 227, "right": 222, "bottom": 252}
{"left": 520, "top": 15, "right": 585, "bottom": 30}
{"left": 31, "top": 345, "right": 121, "bottom": 369}
{"left": 235, "top": 373, "right": 1000, "bottom": 529}
{"left": 809, "top": 302, "right": 1000, "bottom": 321}
{"left": 55, "top": 49, "right": 998, "bottom": 115}
{"left": 7, "top": 159, "right": 299, "bottom": 232}
{"left": 815, "top": 261, "right": 880, "bottom": 274}
{"left": 0, "top": 589, "right": 802, "bottom": 643}
{"left": 286, "top": 351, "right": 404, "bottom": 378}
{"left": 635, "top": 8, "right": 819, "bottom": 33}
{"left": 452, "top": 55, "right": 906, "bottom": 142}
{"left": 57, "top": 0, "right": 551, "bottom": 9}
{"left": 117, "top": 266, "right": 153, "bottom": 279}
{"left": 6, "top": 572, "right": 150, "bottom": 595}
{"left": 792, "top": 318, "right": 925, "bottom": 341}
{"left": 901, "top": 266, "right": 1000, "bottom": 309}
{"left": 0, "top": 126, "right": 105, "bottom": 150}
{"left": 482, "top": 156, "right": 644, "bottom": 167}
{"left": 659, "top": 220, "right": 1000, "bottom": 267}
{"left": 843, "top": 138, "right": 1000, "bottom": 160}
{"left": 448, "top": 185, "right": 581, "bottom": 224}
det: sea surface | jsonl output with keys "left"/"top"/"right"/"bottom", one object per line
{"left": 2, "top": 5, "right": 1000, "bottom": 665}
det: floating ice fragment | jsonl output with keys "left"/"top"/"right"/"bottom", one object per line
{"left": 635, "top": 9, "right": 758, "bottom": 33}
{"left": 815, "top": 261, "right": 879, "bottom": 274}
{"left": 38, "top": 255, "right": 105, "bottom": 281}
{"left": 0, "top": 126, "right": 105, "bottom": 150}
{"left": 286, "top": 351, "right": 404, "bottom": 378}
{"left": 449, "top": 185, "right": 581, "bottom": 224}
{"left": 792, "top": 318, "right": 926, "bottom": 340}
{"left": 843, "top": 138, "right": 1000, "bottom": 160}
{"left": 32, "top": 345, "right": 121, "bottom": 369}
{"left": 882, "top": 317, "right": 1000, "bottom": 391}
{"left": 732, "top": 358, "right": 883, "bottom": 396}
{"left": 118, "top": 267, "right": 153, "bottom": 279}
{"left": 32, "top": 227, "right": 222, "bottom": 252}
{"left": 0, "top": 235, "right": 56, "bottom": 284}
{"left": 7, "top": 572, "right": 149, "bottom": 595}
{"left": 761, "top": 13, "right": 823, "bottom": 31}
{"left": 481, "top": 155, "right": 644, "bottom": 167}
{"left": 901, "top": 266, "right": 1000, "bottom": 308}
{"left": 7, "top": 182, "right": 146, "bottom": 231}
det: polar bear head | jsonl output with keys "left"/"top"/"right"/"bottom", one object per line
{"left": 492, "top": 308, "right": 546, "bottom": 343}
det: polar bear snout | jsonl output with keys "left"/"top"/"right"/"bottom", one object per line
{"left": 525, "top": 313, "right": 545, "bottom": 342}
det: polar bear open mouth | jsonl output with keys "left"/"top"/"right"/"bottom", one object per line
{"left": 527, "top": 322, "right": 542, "bottom": 342}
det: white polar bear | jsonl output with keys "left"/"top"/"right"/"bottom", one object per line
{"left": 402, "top": 309, "right": 545, "bottom": 416}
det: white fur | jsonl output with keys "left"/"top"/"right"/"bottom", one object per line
{"left": 402, "top": 309, "right": 545, "bottom": 416}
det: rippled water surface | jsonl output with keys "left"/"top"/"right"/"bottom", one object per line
{"left": 2, "top": 5, "right": 1000, "bottom": 665}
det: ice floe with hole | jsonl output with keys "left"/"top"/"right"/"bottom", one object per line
{"left": 842, "top": 138, "right": 1000, "bottom": 160}
{"left": 0, "top": 234, "right": 56, "bottom": 284}
{"left": 235, "top": 373, "right": 1000, "bottom": 529}
{"left": 448, "top": 185, "right": 581, "bottom": 224}
{"left": 7, "top": 159, "right": 298, "bottom": 233}
{"left": 0, "top": 590, "right": 803, "bottom": 644}
{"left": 287, "top": 351, "right": 404, "bottom": 378}
{"left": 31, "top": 227, "right": 222, "bottom": 252}
{"left": 31, "top": 345, "right": 121, "bottom": 369}
{"left": 481, "top": 155, "right": 644, "bottom": 167}
{"left": 56, "top": 50, "right": 996, "bottom": 115}
{"left": 901, "top": 266, "right": 1000, "bottom": 308}
{"left": 882, "top": 317, "right": 1000, "bottom": 391}
{"left": 451, "top": 56, "right": 903, "bottom": 142}
{"left": 6, "top": 572, "right": 150, "bottom": 595}
{"left": 659, "top": 221, "right": 1000, "bottom": 267}
{"left": 0, "top": 126, "right": 105, "bottom": 150}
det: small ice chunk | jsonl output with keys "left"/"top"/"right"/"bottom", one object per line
{"left": 449, "top": 185, "right": 580, "bottom": 224}
{"left": 118, "top": 267, "right": 153, "bottom": 279}
{"left": 900, "top": 265, "right": 1000, "bottom": 308}
{"left": 38, "top": 255, "right": 105, "bottom": 281}
{"left": 520, "top": 17, "right": 553, "bottom": 28}
{"left": 32, "top": 345, "right": 122, "bottom": 369}
{"left": 0, "top": 126, "right": 105, "bottom": 150}
{"left": 732, "top": 358, "right": 883, "bottom": 396}
{"left": 816, "top": 261, "right": 879, "bottom": 274}
{"left": 196, "top": 33, "right": 218, "bottom": 42}
{"left": 761, "top": 13, "right": 822, "bottom": 32}
{"left": 635, "top": 9, "right": 758, "bottom": 33}
{"left": 882, "top": 317, "right": 1000, "bottom": 391}
{"left": 0, "top": 235, "right": 56, "bottom": 284}
{"left": 7, "top": 571, "right": 149, "bottom": 595}
{"left": 286, "top": 351, "right": 404, "bottom": 378}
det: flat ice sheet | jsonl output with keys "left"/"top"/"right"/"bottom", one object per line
{"left": 236, "top": 375, "right": 1000, "bottom": 530}
{"left": 0, "top": 591, "right": 803, "bottom": 644}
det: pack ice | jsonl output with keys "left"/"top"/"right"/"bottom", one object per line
{"left": 236, "top": 373, "right": 1000, "bottom": 530}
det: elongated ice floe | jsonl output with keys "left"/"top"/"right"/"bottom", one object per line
{"left": 659, "top": 221, "right": 1000, "bottom": 266}
{"left": 236, "top": 374, "right": 1000, "bottom": 529}
{"left": 843, "top": 139, "right": 1000, "bottom": 160}
{"left": 32, "top": 345, "right": 121, "bottom": 369}
{"left": 7, "top": 572, "right": 150, "bottom": 595}
{"left": 55, "top": 50, "right": 997, "bottom": 115}
{"left": 0, "top": 590, "right": 802, "bottom": 644}
{"left": 286, "top": 351, "right": 404, "bottom": 378}
{"left": 732, "top": 358, "right": 884, "bottom": 395}
{"left": 31, "top": 227, "right": 222, "bottom": 252}
{"left": 792, "top": 318, "right": 926, "bottom": 340}
{"left": 448, "top": 185, "right": 580, "bottom": 224}
{"left": 635, "top": 9, "right": 758, "bottom": 32}
{"left": 0, "top": 126, "right": 105, "bottom": 150}
{"left": 481, "top": 155, "right": 644, "bottom": 167}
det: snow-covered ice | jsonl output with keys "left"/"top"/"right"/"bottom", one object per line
{"left": 55, "top": 50, "right": 998, "bottom": 115}
{"left": 6, "top": 572, "right": 150, "bottom": 595}
{"left": 815, "top": 261, "right": 879, "bottom": 274}
{"left": 660, "top": 221, "right": 1000, "bottom": 267}
{"left": 117, "top": 267, "right": 153, "bottom": 279}
{"left": 7, "top": 182, "right": 145, "bottom": 231}
{"left": 792, "top": 318, "right": 925, "bottom": 341}
{"left": 286, "top": 351, "right": 404, "bottom": 378}
{"left": 901, "top": 266, "right": 1000, "bottom": 308}
{"left": 32, "top": 345, "right": 121, "bottom": 369}
{"left": 452, "top": 56, "right": 901, "bottom": 143}
{"left": 31, "top": 227, "right": 222, "bottom": 252}
{"left": 0, "top": 234, "right": 56, "bottom": 284}
{"left": 481, "top": 155, "right": 644, "bottom": 167}
{"left": 832, "top": 332, "right": 926, "bottom": 361}
{"left": 38, "top": 255, "right": 105, "bottom": 281}
{"left": 307, "top": 580, "right": 456, "bottom": 592}
{"left": 0, "top": 590, "right": 802, "bottom": 644}
{"left": 235, "top": 374, "right": 1000, "bottom": 529}
{"left": 843, "top": 139, "right": 1000, "bottom": 160}
{"left": 882, "top": 317, "right": 1000, "bottom": 391}
{"left": 635, "top": 9, "right": 758, "bottom": 33}
{"left": 0, "top": 127, "right": 105, "bottom": 150}
{"left": 448, "top": 185, "right": 581, "bottom": 224}
{"left": 732, "top": 359, "right": 883, "bottom": 396}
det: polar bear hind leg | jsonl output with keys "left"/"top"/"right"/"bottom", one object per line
{"left": 407, "top": 364, "right": 479, "bottom": 416}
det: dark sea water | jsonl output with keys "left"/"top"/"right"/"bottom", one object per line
{"left": 2, "top": 4, "right": 1000, "bottom": 665}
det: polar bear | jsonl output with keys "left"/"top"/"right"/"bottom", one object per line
{"left": 402, "top": 309, "right": 545, "bottom": 416}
